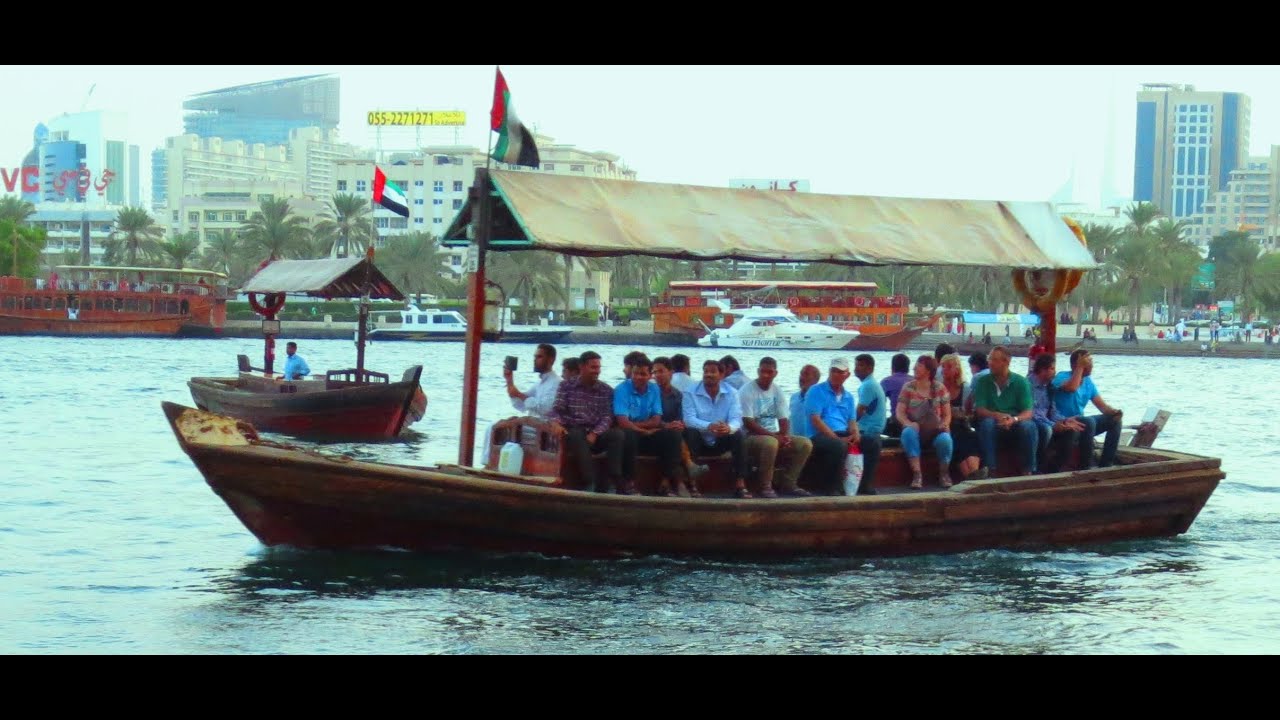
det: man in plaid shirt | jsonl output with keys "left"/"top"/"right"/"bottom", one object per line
{"left": 548, "top": 350, "right": 629, "bottom": 493}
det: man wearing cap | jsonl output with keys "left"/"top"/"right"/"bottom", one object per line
{"left": 804, "top": 357, "right": 861, "bottom": 494}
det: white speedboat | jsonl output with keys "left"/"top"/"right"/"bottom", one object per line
{"left": 365, "top": 305, "right": 573, "bottom": 343}
{"left": 696, "top": 304, "right": 859, "bottom": 350}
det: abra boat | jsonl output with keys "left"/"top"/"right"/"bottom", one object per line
{"left": 165, "top": 165, "right": 1223, "bottom": 559}
{"left": 186, "top": 252, "right": 426, "bottom": 440}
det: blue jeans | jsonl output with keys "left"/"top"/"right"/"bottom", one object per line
{"left": 976, "top": 417, "right": 1039, "bottom": 474}
{"left": 901, "top": 426, "right": 953, "bottom": 465}
{"left": 1074, "top": 413, "right": 1123, "bottom": 467}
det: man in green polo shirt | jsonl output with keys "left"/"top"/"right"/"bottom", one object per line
{"left": 972, "top": 345, "right": 1040, "bottom": 475}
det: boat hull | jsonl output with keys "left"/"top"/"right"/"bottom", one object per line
{"left": 187, "top": 373, "right": 423, "bottom": 440}
{"left": 163, "top": 403, "right": 1223, "bottom": 559}
{"left": 697, "top": 334, "right": 857, "bottom": 350}
{"left": 842, "top": 324, "right": 928, "bottom": 351}
{"left": 369, "top": 329, "right": 574, "bottom": 343}
{"left": 0, "top": 313, "right": 188, "bottom": 336}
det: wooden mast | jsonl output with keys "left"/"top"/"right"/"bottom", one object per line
{"left": 355, "top": 245, "right": 374, "bottom": 382}
{"left": 458, "top": 167, "right": 492, "bottom": 466}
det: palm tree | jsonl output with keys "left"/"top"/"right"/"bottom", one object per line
{"left": 200, "top": 229, "right": 241, "bottom": 275}
{"left": 489, "top": 251, "right": 567, "bottom": 323}
{"left": 313, "top": 193, "right": 374, "bottom": 259}
{"left": 240, "top": 197, "right": 311, "bottom": 261}
{"left": 1074, "top": 223, "right": 1124, "bottom": 324}
{"left": 1123, "top": 201, "right": 1163, "bottom": 237}
{"left": 0, "top": 196, "right": 36, "bottom": 225}
{"left": 1111, "top": 232, "right": 1160, "bottom": 332}
{"left": 379, "top": 232, "right": 450, "bottom": 304}
{"left": 1, "top": 219, "right": 45, "bottom": 277}
{"left": 156, "top": 232, "right": 202, "bottom": 270}
{"left": 1210, "top": 231, "right": 1271, "bottom": 321}
{"left": 112, "top": 206, "right": 164, "bottom": 266}
{"left": 1147, "top": 217, "right": 1198, "bottom": 319}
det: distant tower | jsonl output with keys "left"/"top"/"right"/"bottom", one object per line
{"left": 1100, "top": 78, "right": 1125, "bottom": 209}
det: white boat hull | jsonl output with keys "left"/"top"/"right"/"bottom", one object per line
{"left": 697, "top": 333, "right": 857, "bottom": 350}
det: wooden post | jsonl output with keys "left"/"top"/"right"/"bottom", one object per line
{"left": 356, "top": 297, "right": 369, "bottom": 381}
{"left": 459, "top": 168, "right": 492, "bottom": 467}
{"left": 1040, "top": 305, "right": 1057, "bottom": 355}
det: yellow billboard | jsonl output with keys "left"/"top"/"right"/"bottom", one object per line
{"left": 367, "top": 110, "right": 466, "bottom": 127}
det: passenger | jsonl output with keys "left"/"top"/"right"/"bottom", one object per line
{"left": 279, "top": 341, "right": 310, "bottom": 381}
{"left": 719, "top": 355, "right": 748, "bottom": 390}
{"left": 669, "top": 353, "right": 696, "bottom": 393}
{"left": 560, "top": 356, "right": 581, "bottom": 382}
{"left": 939, "top": 354, "right": 983, "bottom": 481}
{"left": 895, "top": 355, "right": 953, "bottom": 489}
{"left": 622, "top": 350, "right": 648, "bottom": 381}
{"left": 932, "top": 343, "right": 955, "bottom": 381}
{"left": 652, "top": 356, "right": 706, "bottom": 497}
{"left": 740, "top": 357, "right": 813, "bottom": 498}
{"left": 613, "top": 355, "right": 680, "bottom": 497}
{"left": 879, "top": 353, "right": 911, "bottom": 438}
{"left": 547, "top": 350, "right": 627, "bottom": 494}
{"left": 1051, "top": 349, "right": 1124, "bottom": 468}
{"left": 851, "top": 353, "right": 885, "bottom": 495}
{"left": 963, "top": 351, "right": 990, "bottom": 414}
{"left": 683, "top": 359, "right": 750, "bottom": 498}
{"left": 972, "top": 346, "right": 1039, "bottom": 475}
{"left": 504, "top": 343, "right": 560, "bottom": 420}
{"left": 788, "top": 364, "right": 821, "bottom": 439}
{"left": 1029, "top": 353, "right": 1088, "bottom": 473}
{"left": 804, "top": 357, "right": 861, "bottom": 495}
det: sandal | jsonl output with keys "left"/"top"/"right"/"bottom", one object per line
{"left": 909, "top": 476, "right": 923, "bottom": 489}
{"left": 657, "top": 480, "right": 677, "bottom": 497}
{"left": 939, "top": 476, "right": 953, "bottom": 489}
{"left": 733, "top": 486, "right": 753, "bottom": 499}
{"left": 758, "top": 485, "right": 778, "bottom": 499}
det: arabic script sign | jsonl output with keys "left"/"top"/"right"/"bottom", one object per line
{"left": 1, "top": 164, "right": 117, "bottom": 196}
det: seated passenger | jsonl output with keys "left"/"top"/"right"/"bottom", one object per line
{"left": 972, "top": 346, "right": 1039, "bottom": 475}
{"left": 895, "top": 355, "right": 953, "bottom": 489}
{"left": 547, "top": 351, "right": 627, "bottom": 494}
{"left": 683, "top": 359, "right": 750, "bottom": 498}
{"left": 504, "top": 343, "right": 560, "bottom": 419}
{"left": 740, "top": 356, "right": 813, "bottom": 498}
{"left": 613, "top": 355, "right": 680, "bottom": 497}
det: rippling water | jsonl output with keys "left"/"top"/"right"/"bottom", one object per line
{"left": 2, "top": 336, "right": 1277, "bottom": 653}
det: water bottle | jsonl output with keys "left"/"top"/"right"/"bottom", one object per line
{"left": 498, "top": 441, "right": 524, "bottom": 475}
{"left": 843, "top": 442, "right": 864, "bottom": 496}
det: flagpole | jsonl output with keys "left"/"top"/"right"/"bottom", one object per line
{"left": 485, "top": 66, "right": 497, "bottom": 172}
{"left": 459, "top": 66, "right": 499, "bottom": 467}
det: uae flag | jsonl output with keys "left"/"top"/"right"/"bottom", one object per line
{"left": 490, "top": 68, "right": 541, "bottom": 168}
{"left": 373, "top": 166, "right": 409, "bottom": 218}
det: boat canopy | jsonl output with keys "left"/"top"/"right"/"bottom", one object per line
{"left": 442, "top": 170, "right": 1097, "bottom": 270}
{"left": 55, "top": 265, "right": 228, "bottom": 279}
{"left": 239, "top": 256, "right": 404, "bottom": 300}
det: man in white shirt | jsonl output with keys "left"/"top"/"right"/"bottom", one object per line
{"left": 669, "top": 353, "right": 696, "bottom": 393}
{"left": 504, "top": 343, "right": 561, "bottom": 419}
{"left": 740, "top": 356, "right": 813, "bottom": 498}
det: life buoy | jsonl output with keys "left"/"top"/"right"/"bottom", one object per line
{"left": 787, "top": 296, "right": 801, "bottom": 308}
{"left": 853, "top": 296, "right": 867, "bottom": 308}
{"left": 248, "top": 292, "right": 287, "bottom": 317}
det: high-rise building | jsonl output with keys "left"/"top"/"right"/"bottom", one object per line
{"left": 1133, "top": 83, "right": 1250, "bottom": 220}
{"left": 182, "top": 75, "right": 339, "bottom": 146}
{"left": 38, "top": 110, "right": 140, "bottom": 208}
{"left": 1184, "top": 156, "right": 1271, "bottom": 249}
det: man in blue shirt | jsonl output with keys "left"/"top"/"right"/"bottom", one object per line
{"left": 280, "top": 342, "right": 310, "bottom": 381}
{"left": 613, "top": 355, "right": 680, "bottom": 496}
{"left": 683, "top": 359, "right": 749, "bottom": 498}
{"left": 879, "top": 353, "right": 911, "bottom": 438}
{"left": 1051, "top": 349, "right": 1123, "bottom": 468}
{"left": 1029, "top": 353, "right": 1088, "bottom": 472}
{"left": 805, "top": 357, "right": 860, "bottom": 495}
{"left": 789, "top": 364, "right": 821, "bottom": 439}
{"left": 851, "top": 354, "right": 886, "bottom": 495}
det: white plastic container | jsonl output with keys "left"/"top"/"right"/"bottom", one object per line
{"left": 843, "top": 443, "right": 864, "bottom": 496}
{"left": 498, "top": 441, "right": 524, "bottom": 475}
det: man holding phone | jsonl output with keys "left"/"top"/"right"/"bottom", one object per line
{"left": 504, "top": 343, "right": 560, "bottom": 419}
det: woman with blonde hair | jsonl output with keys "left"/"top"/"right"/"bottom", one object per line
{"left": 939, "top": 354, "right": 985, "bottom": 482}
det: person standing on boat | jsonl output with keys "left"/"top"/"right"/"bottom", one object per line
{"left": 613, "top": 355, "right": 681, "bottom": 497}
{"left": 740, "top": 357, "right": 814, "bottom": 498}
{"left": 548, "top": 351, "right": 628, "bottom": 494}
{"left": 879, "top": 353, "right": 911, "bottom": 438}
{"left": 719, "top": 355, "right": 748, "bottom": 390}
{"left": 804, "top": 357, "right": 861, "bottom": 495}
{"left": 683, "top": 359, "right": 750, "bottom": 498}
{"left": 1050, "top": 349, "right": 1123, "bottom": 469}
{"left": 280, "top": 342, "right": 310, "bottom": 381}
{"left": 505, "top": 343, "right": 560, "bottom": 419}
{"left": 851, "top": 354, "right": 886, "bottom": 495}
{"left": 788, "top": 364, "right": 821, "bottom": 440}
{"left": 972, "top": 346, "right": 1039, "bottom": 475}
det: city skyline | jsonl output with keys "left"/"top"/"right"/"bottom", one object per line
{"left": 4, "top": 65, "right": 1280, "bottom": 209}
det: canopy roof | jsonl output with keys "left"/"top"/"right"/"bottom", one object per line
{"left": 56, "top": 265, "right": 228, "bottom": 279}
{"left": 442, "top": 170, "right": 1096, "bottom": 270}
{"left": 239, "top": 256, "right": 404, "bottom": 300}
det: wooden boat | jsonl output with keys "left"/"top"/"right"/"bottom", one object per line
{"left": 844, "top": 314, "right": 938, "bottom": 351}
{"left": 186, "top": 251, "right": 427, "bottom": 440}
{"left": 0, "top": 266, "right": 228, "bottom": 337}
{"left": 165, "top": 163, "right": 1224, "bottom": 559}
{"left": 163, "top": 402, "right": 1220, "bottom": 558}
{"left": 367, "top": 304, "right": 573, "bottom": 344}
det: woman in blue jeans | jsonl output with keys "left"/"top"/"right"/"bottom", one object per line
{"left": 894, "top": 355, "right": 953, "bottom": 489}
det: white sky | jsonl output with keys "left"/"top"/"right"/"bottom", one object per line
{"left": 2, "top": 65, "right": 1279, "bottom": 205}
